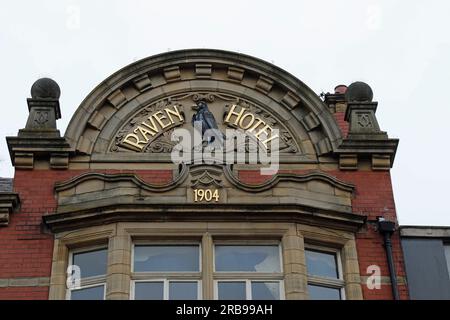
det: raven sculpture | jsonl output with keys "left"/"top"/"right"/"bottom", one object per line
{"left": 192, "top": 100, "right": 224, "bottom": 146}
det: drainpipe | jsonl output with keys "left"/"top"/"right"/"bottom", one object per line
{"left": 377, "top": 217, "right": 400, "bottom": 300}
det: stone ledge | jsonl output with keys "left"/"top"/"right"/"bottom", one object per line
{"left": 0, "top": 277, "right": 50, "bottom": 288}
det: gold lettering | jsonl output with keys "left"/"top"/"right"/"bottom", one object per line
{"left": 165, "top": 105, "right": 184, "bottom": 124}
{"left": 261, "top": 134, "right": 279, "bottom": 148}
{"left": 223, "top": 107, "right": 279, "bottom": 150}
{"left": 224, "top": 104, "right": 246, "bottom": 126}
{"left": 254, "top": 124, "right": 273, "bottom": 139}
{"left": 238, "top": 113, "right": 255, "bottom": 130}
{"left": 141, "top": 116, "right": 159, "bottom": 134}
{"left": 122, "top": 133, "right": 146, "bottom": 151}
{"left": 153, "top": 111, "right": 171, "bottom": 129}
{"left": 247, "top": 118, "right": 266, "bottom": 133}
{"left": 134, "top": 126, "right": 154, "bottom": 142}
{"left": 119, "top": 105, "right": 186, "bottom": 152}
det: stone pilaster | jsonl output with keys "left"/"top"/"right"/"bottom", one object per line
{"left": 342, "top": 239, "right": 363, "bottom": 299}
{"left": 202, "top": 233, "right": 214, "bottom": 299}
{"left": 106, "top": 234, "right": 132, "bottom": 300}
{"left": 48, "top": 239, "right": 69, "bottom": 300}
{"left": 282, "top": 227, "right": 308, "bottom": 299}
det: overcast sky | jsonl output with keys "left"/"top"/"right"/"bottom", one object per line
{"left": 1, "top": 0, "right": 449, "bottom": 226}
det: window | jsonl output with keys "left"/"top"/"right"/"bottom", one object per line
{"left": 214, "top": 244, "right": 283, "bottom": 300}
{"left": 131, "top": 244, "right": 201, "bottom": 300}
{"left": 445, "top": 244, "right": 450, "bottom": 277}
{"left": 305, "top": 246, "right": 344, "bottom": 300}
{"left": 133, "top": 245, "right": 199, "bottom": 272}
{"left": 67, "top": 247, "right": 108, "bottom": 300}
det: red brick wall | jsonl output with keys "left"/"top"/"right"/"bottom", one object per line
{"left": 0, "top": 169, "right": 172, "bottom": 300}
{"left": 239, "top": 169, "right": 408, "bottom": 300}
{"left": 0, "top": 167, "right": 407, "bottom": 300}
{"left": 333, "top": 112, "right": 349, "bottom": 138}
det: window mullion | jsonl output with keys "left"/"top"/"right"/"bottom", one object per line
{"left": 164, "top": 279, "right": 169, "bottom": 300}
{"left": 246, "top": 280, "right": 252, "bottom": 300}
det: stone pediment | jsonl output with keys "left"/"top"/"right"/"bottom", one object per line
{"left": 64, "top": 49, "right": 344, "bottom": 164}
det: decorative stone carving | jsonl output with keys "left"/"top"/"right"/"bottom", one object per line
{"left": 339, "top": 154, "right": 358, "bottom": 170}
{"left": 335, "top": 81, "right": 399, "bottom": 171}
{"left": 195, "top": 64, "right": 212, "bottom": 78}
{"left": 132, "top": 73, "right": 152, "bottom": 91}
{"left": 347, "top": 105, "right": 381, "bottom": 134}
{"left": 372, "top": 154, "right": 391, "bottom": 171}
{"left": 107, "top": 89, "right": 128, "bottom": 109}
{"left": 144, "top": 129, "right": 177, "bottom": 153}
{"left": 190, "top": 166, "right": 223, "bottom": 189}
{"left": 223, "top": 99, "right": 299, "bottom": 153}
{"left": 255, "top": 76, "right": 274, "bottom": 94}
{"left": 65, "top": 50, "right": 350, "bottom": 163}
{"left": 34, "top": 111, "right": 49, "bottom": 125}
{"left": 281, "top": 91, "right": 301, "bottom": 109}
{"left": 163, "top": 66, "right": 181, "bottom": 82}
{"left": 6, "top": 78, "right": 71, "bottom": 169}
{"left": 47, "top": 163, "right": 362, "bottom": 233}
{"left": 110, "top": 92, "right": 300, "bottom": 154}
{"left": 227, "top": 66, "right": 244, "bottom": 82}
{"left": 110, "top": 99, "right": 185, "bottom": 152}
{"left": 357, "top": 114, "right": 373, "bottom": 128}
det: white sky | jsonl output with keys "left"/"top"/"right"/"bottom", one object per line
{"left": 0, "top": 0, "right": 449, "bottom": 226}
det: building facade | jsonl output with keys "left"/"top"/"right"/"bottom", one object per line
{"left": 0, "top": 49, "right": 407, "bottom": 300}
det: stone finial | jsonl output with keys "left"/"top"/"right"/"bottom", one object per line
{"left": 6, "top": 77, "right": 71, "bottom": 170}
{"left": 344, "top": 81, "right": 383, "bottom": 136}
{"left": 338, "top": 81, "right": 398, "bottom": 171}
{"left": 31, "top": 78, "right": 61, "bottom": 99}
{"left": 25, "top": 78, "right": 62, "bottom": 130}
{"left": 345, "top": 81, "right": 373, "bottom": 102}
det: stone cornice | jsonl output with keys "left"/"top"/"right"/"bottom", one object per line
{"left": 43, "top": 203, "right": 366, "bottom": 234}
{"left": 6, "top": 135, "right": 73, "bottom": 169}
{"left": 336, "top": 138, "right": 399, "bottom": 170}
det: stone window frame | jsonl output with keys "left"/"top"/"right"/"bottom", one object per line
{"left": 67, "top": 282, "right": 107, "bottom": 300}
{"left": 296, "top": 224, "right": 363, "bottom": 300}
{"left": 213, "top": 279, "right": 285, "bottom": 300}
{"left": 304, "top": 244, "right": 346, "bottom": 300}
{"left": 130, "top": 241, "right": 203, "bottom": 300}
{"left": 49, "top": 222, "right": 363, "bottom": 300}
{"left": 212, "top": 240, "right": 285, "bottom": 300}
{"left": 66, "top": 245, "right": 108, "bottom": 300}
{"left": 130, "top": 279, "right": 203, "bottom": 300}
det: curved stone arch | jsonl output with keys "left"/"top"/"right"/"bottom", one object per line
{"left": 65, "top": 49, "right": 343, "bottom": 162}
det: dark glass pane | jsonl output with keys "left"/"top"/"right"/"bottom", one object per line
{"left": 444, "top": 245, "right": 450, "bottom": 276}
{"left": 70, "top": 285, "right": 104, "bottom": 300}
{"left": 251, "top": 282, "right": 280, "bottom": 300}
{"left": 134, "top": 245, "right": 199, "bottom": 272}
{"left": 72, "top": 248, "right": 108, "bottom": 278}
{"left": 134, "top": 282, "right": 164, "bottom": 300}
{"left": 305, "top": 250, "right": 338, "bottom": 278}
{"left": 218, "top": 282, "right": 246, "bottom": 300}
{"left": 169, "top": 282, "right": 198, "bottom": 300}
{"left": 215, "top": 245, "right": 280, "bottom": 272}
{"left": 308, "top": 284, "right": 341, "bottom": 300}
